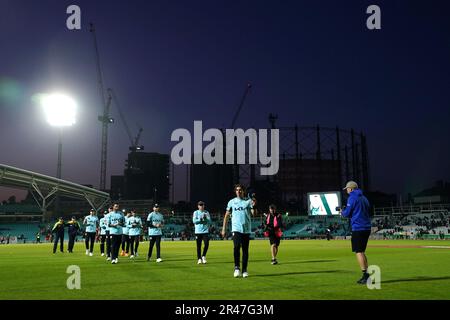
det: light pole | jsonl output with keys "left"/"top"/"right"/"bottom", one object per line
{"left": 41, "top": 93, "right": 77, "bottom": 212}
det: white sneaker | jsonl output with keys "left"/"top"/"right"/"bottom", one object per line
{"left": 242, "top": 272, "right": 249, "bottom": 278}
{"left": 135, "top": 252, "right": 139, "bottom": 257}
{"left": 130, "top": 255, "right": 134, "bottom": 259}
{"left": 85, "top": 250, "right": 89, "bottom": 255}
{"left": 198, "top": 259, "right": 202, "bottom": 264}
{"left": 106, "top": 257, "right": 111, "bottom": 261}
{"left": 101, "top": 253, "right": 105, "bottom": 257}
{"left": 234, "top": 269, "right": 241, "bottom": 278}
{"left": 115, "top": 258, "right": 118, "bottom": 263}
{"left": 202, "top": 256, "right": 207, "bottom": 264}
{"left": 89, "top": 252, "right": 93, "bottom": 257}
{"left": 111, "top": 260, "right": 115, "bottom": 264}
{"left": 156, "top": 258, "right": 162, "bottom": 263}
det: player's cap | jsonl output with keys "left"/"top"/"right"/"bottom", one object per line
{"left": 153, "top": 203, "right": 159, "bottom": 208}
{"left": 343, "top": 181, "right": 358, "bottom": 190}
{"left": 269, "top": 204, "right": 276, "bottom": 209}
{"left": 197, "top": 201, "right": 205, "bottom": 206}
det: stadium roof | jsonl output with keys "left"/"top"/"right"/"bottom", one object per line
{"left": 0, "top": 163, "right": 110, "bottom": 213}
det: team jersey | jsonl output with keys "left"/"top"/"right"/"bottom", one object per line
{"left": 83, "top": 215, "right": 99, "bottom": 233}
{"left": 99, "top": 217, "right": 108, "bottom": 235}
{"left": 122, "top": 216, "right": 131, "bottom": 235}
{"left": 147, "top": 211, "right": 164, "bottom": 236}
{"left": 107, "top": 211, "right": 125, "bottom": 235}
{"left": 226, "top": 197, "right": 253, "bottom": 234}
{"left": 104, "top": 213, "right": 111, "bottom": 233}
{"left": 193, "top": 210, "right": 211, "bottom": 234}
{"left": 128, "top": 216, "right": 142, "bottom": 236}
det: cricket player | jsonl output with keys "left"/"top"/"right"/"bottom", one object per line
{"left": 221, "top": 184, "right": 257, "bottom": 278}
{"left": 83, "top": 209, "right": 99, "bottom": 256}
{"left": 146, "top": 203, "right": 164, "bottom": 262}
{"left": 99, "top": 212, "right": 108, "bottom": 256}
{"left": 128, "top": 210, "right": 142, "bottom": 258}
{"left": 108, "top": 203, "right": 124, "bottom": 264}
{"left": 193, "top": 201, "right": 211, "bottom": 264}
{"left": 121, "top": 211, "right": 132, "bottom": 257}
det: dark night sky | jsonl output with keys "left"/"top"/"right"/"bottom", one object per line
{"left": 1, "top": 0, "right": 449, "bottom": 202}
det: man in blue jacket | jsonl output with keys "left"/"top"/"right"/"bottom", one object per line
{"left": 340, "top": 181, "right": 372, "bottom": 285}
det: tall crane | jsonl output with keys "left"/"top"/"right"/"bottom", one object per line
{"left": 231, "top": 82, "right": 252, "bottom": 128}
{"left": 108, "top": 88, "right": 144, "bottom": 153}
{"left": 230, "top": 82, "right": 252, "bottom": 184}
{"left": 90, "top": 22, "right": 112, "bottom": 191}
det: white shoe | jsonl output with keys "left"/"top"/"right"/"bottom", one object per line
{"left": 202, "top": 256, "right": 207, "bottom": 264}
{"left": 89, "top": 252, "right": 93, "bottom": 257}
{"left": 198, "top": 259, "right": 202, "bottom": 264}
{"left": 101, "top": 253, "right": 105, "bottom": 257}
{"left": 115, "top": 258, "right": 118, "bottom": 263}
{"left": 111, "top": 260, "right": 115, "bottom": 264}
{"left": 135, "top": 252, "right": 139, "bottom": 257}
{"left": 85, "top": 250, "right": 89, "bottom": 255}
{"left": 106, "top": 257, "right": 111, "bottom": 261}
{"left": 234, "top": 269, "right": 241, "bottom": 278}
{"left": 242, "top": 272, "right": 249, "bottom": 278}
{"left": 156, "top": 258, "right": 162, "bottom": 263}
{"left": 130, "top": 255, "right": 134, "bottom": 259}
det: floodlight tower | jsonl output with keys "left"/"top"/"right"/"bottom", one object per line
{"left": 41, "top": 93, "right": 77, "bottom": 179}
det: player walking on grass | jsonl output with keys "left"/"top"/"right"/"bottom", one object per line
{"left": 221, "top": 184, "right": 257, "bottom": 278}
{"left": 263, "top": 204, "right": 283, "bottom": 265}
{"left": 147, "top": 203, "right": 164, "bottom": 262}
{"left": 108, "top": 203, "right": 124, "bottom": 264}
{"left": 52, "top": 217, "right": 65, "bottom": 254}
{"left": 83, "top": 209, "right": 99, "bottom": 256}
{"left": 99, "top": 212, "right": 108, "bottom": 256}
{"left": 105, "top": 206, "right": 113, "bottom": 260}
{"left": 193, "top": 201, "right": 211, "bottom": 264}
{"left": 128, "top": 209, "right": 142, "bottom": 258}
{"left": 67, "top": 216, "right": 81, "bottom": 253}
{"left": 121, "top": 211, "right": 132, "bottom": 257}
{"left": 340, "top": 181, "right": 372, "bottom": 285}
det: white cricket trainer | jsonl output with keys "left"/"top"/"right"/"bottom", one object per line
{"left": 85, "top": 250, "right": 89, "bottom": 255}
{"left": 234, "top": 269, "right": 241, "bottom": 278}
{"left": 198, "top": 259, "right": 202, "bottom": 264}
{"left": 202, "top": 256, "right": 207, "bottom": 264}
{"left": 242, "top": 272, "right": 249, "bottom": 278}
{"left": 89, "top": 252, "right": 93, "bottom": 257}
{"left": 156, "top": 258, "right": 162, "bottom": 263}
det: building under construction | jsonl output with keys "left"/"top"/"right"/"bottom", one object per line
{"left": 111, "top": 152, "right": 170, "bottom": 201}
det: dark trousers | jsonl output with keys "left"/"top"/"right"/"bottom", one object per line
{"left": 196, "top": 233, "right": 210, "bottom": 259}
{"left": 53, "top": 233, "right": 64, "bottom": 253}
{"left": 233, "top": 232, "right": 250, "bottom": 272}
{"left": 106, "top": 232, "right": 111, "bottom": 257}
{"left": 68, "top": 233, "right": 77, "bottom": 252}
{"left": 85, "top": 232, "right": 96, "bottom": 252}
{"left": 148, "top": 235, "right": 161, "bottom": 259}
{"left": 121, "top": 234, "right": 130, "bottom": 252}
{"left": 130, "top": 235, "right": 140, "bottom": 255}
{"left": 111, "top": 234, "right": 122, "bottom": 260}
{"left": 100, "top": 234, "right": 107, "bottom": 254}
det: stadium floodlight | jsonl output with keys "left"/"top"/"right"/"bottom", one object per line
{"left": 41, "top": 93, "right": 77, "bottom": 127}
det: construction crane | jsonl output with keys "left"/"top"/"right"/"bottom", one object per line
{"left": 90, "top": 22, "right": 112, "bottom": 191}
{"left": 231, "top": 82, "right": 252, "bottom": 128}
{"left": 108, "top": 88, "right": 144, "bottom": 152}
{"left": 229, "top": 82, "right": 252, "bottom": 184}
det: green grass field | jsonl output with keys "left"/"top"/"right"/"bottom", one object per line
{"left": 1, "top": 239, "right": 449, "bottom": 300}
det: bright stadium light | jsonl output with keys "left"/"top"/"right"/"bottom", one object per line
{"left": 41, "top": 93, "right": 77, "bottom": 127}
